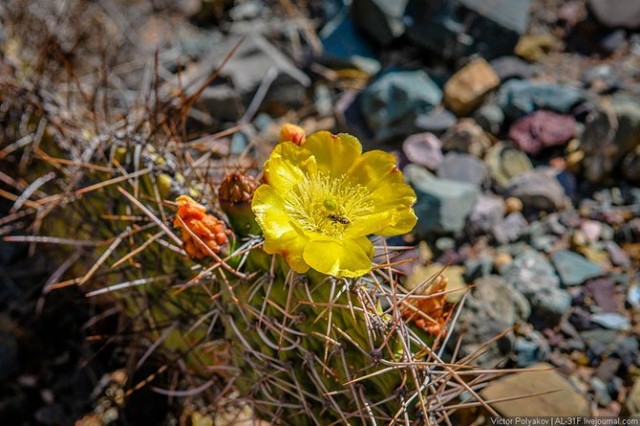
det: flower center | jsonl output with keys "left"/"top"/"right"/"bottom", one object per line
{"left": 284, "top": 172, "right": 372, "bottom": 238}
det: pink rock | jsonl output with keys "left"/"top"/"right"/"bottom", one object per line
{"left": 509, "top": 110, "right": 576, "bottom": 155}
{"left": 581, "top": 220, "right": 603, "bottom": 243}
{"left": 402, "top": 132, "right": 443, "bottom": 171}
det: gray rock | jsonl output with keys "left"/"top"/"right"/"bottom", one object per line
{"left": 530, "top": 234, "right": 559, "bottom": 252}
{"left": 589, "top": 0, "right": 640, "bottom": 29}
{"left": 582, "top": 64, "right": 619, "bottom": 93}
{"left": 485, "top": 142, "right": 534, "bottom": 188}
{"left": 552, "top": 249, "right": 604, "bottom": 286}
{"left": 437, "top": 152, "right": 489, "bottom": 185}
{"left": 360, "top": 70, "right": 442, "bottom": 140}
{"left": 459, "top": 0, "right": 530, "bottom": 38}
{"left": 497, "top": 79, "right": 586, "bottom": 119}
{"left": 441, "top": 119, "right": 492, "bottom": 158}
{"left": 501, "top": 249, "right": 570, "bottom": 323}
{"left": 605, "top": 241, "right": 631, "bottom": 267}
{"left": 404, "top": 164, "right": 479, "bottom": 235}
{"left": 403, "top": 0, "right": 464, "bottom": 60}
{"left": 581, "top": 95, "right": 640, "bottom": 183}
{"left": 320, "top": 9, "right": 381, "bottom": 75}
{"left": 590, "top": 377, "right": 612, "bottom": 406}
{"left": 616, "top": 337, "right": 640, "bottom": 367}
{"left": 206, "top": 35, "right": 310, "bottom": 97}
{"left": 414, "top": 109, "right": 457, "bottom": 134}
{"left": 468, "top": 194, "right": 506, "bottom": 233}
{"left": 492, "top": 212, "right": 528, "bottom": 244}
{"left": 490, "top": 56, "right": 535, "bottom": 81}
{"left": 590, "top": 312, "right": 631, "bottom": 331}
{"left": 595, "top": 358, "right": 622, "bottom": 383}
{"left": 229, "top": 1, "right": 267, "bottom": 21}
{"left": 402, "top": 133, "right": 443, "bottom": 171}
{"left": 513, "top": 330, "right": 551, "bottom": 367}
{"left": 313, "top": 84, "right": 333, "bottom": 116}
{"left": 404, "top": 0, "right": 531, "bottom": 60}
{"left": 628, "top": 285, "right": 640, "bottom": 310}
{"left": 230, "top": 132, "right": 250, "bottom": 155}
{"left": 506, "top": 168, "right": 569, "bottom": 211}
{"left": 473, "top": 104, "right": 504, "bottom": 135}
{"left": 454, "top": 275, "right": 531, "bottom": 367}
{"left": 199, "top": 85, "right": 244, "bottom": 121}
{"left": 351, "top": 0, "right": 409, "bottom": 45}
{"left": 580, "top": 329, "right": 619, "bottom": 358}
{"left": 435, "top": 237, "right": 456, "bottom": 251}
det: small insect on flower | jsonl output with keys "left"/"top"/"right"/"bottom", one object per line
{"left": 174, "top": 195, "right": 229, "bottom": 260}
{"left": 327, "top": 214, "right": 350, "bottom": 225}
{"left": 251, "top": 130, "right": 417, "bottom": 278}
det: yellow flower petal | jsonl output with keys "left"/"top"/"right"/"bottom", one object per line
{"left": 264, "top": 230, "right": 310, "bottom": 274}
{"left": 303, "top": 237, "right": 374, "bottom": 278}
{"left": 347, "top": 150, "right": 399, "bottom": 191}
{"left": 304, "top": 131, "right": 362, "bottom": 178}
{"left": 263, "top": 142, "right": 317, "bottom": 192}
{"left": 251, "top": 185, "right": 293, "bottom": 240}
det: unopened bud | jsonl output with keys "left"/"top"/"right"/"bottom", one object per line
{"left": 279, "top": 123, "right": 306, "bottom": 146}
{"left": 219, "top": 172, "right": 261, "bottom": 237}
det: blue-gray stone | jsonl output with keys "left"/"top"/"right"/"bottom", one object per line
{"left": 351, "top": 0, "right": 409, "bottom": 45}
{"left": 415, "top": 109, "right": 457, "bottom": 134}
{"left": 468, "top": 194, "right": 506, "bottom": 233}
{"left": 506, "top": 168, "right": 569, "bottom": 211}
{"left": 490, "top": 56, "right": 535, "bottom": 81}
{"left": 253, "top": 113, "right": 274, "bottom": 132}
{"left": 404, "top": 164, "right": 478, "bottom": 235}
{"left": 589, "top": 0, "right": 640, "bottom": 29}
{"left": 501, "top": 249, "right": 570, "bottom": 323}
{"left": 492, "top": 212, "right": 528, "bottom": 244}
{"left": 590, "top": 377, "right": 612, "bottom": 406}
{"left": 404, "top": 0, "right": 531, "bottom": 60}
{"left": 497, "top": 80, "right": 587, "bottom": 119}
{"left": 230, "top": 132, "right": 250, "bottom": 156}
{"left": 320, "top": 9, "right": 381, "bottom": 75}
{"left": 628, "top": 285, "right": 640, "bottom": 310}
{"left": 514, "top": 331, "right": 551, "bottom": 368}
{"left": 437, "top": 152, "right": 489, "bottom": 185}
{"left": 590, "top": 312, "right": 631, "bottom": 331}
{"left": 552, "top": 250, "right": 604, "bottom": 286}
{"left": 314, "top": 84, "right": 333, "bottom": 116}
{"left": 473, "top": 104, "right": 504, "bottom": 135}
{"left": 361, "top": 70, "right": 442, "bottom": 140}
{"left": 581, "top": 95, "right": 640, "bottom": 183}
{"left": 454, "top": 275, "right": 531, "bottom": 367}
{"left": 464, "top": 256, "right": 494, "bottom": 280}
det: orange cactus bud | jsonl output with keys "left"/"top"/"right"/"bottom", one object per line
{"left": 174, "top": 195, "right": 229, "bottom": 260}
{"left": 279, "top": 123, "right": 306, "bottom": 146}
{"left": 403, "top": 275, "right": 453, "bottom": 336}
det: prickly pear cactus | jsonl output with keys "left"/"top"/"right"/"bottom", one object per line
{"left": 174, "top": 129, "right": 454, "bottom": 423}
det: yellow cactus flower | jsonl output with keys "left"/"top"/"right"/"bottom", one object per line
{"left": 251, "top": 131, "right": 417, "bottom": 278}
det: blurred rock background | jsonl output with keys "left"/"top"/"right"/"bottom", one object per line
{"left": 1, "top": 0, "right": 640, "bottom": 423}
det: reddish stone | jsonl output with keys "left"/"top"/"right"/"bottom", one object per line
{"left": 509, "top": 110, "right": 576, "bottom": 155}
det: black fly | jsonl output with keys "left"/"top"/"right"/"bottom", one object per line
{"left": 327, "top": 214, "right": 350, "bottom": 225}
